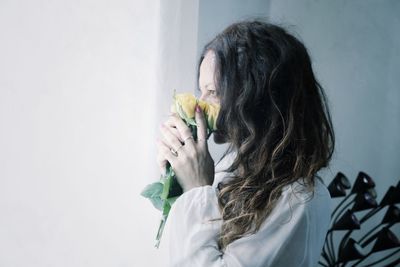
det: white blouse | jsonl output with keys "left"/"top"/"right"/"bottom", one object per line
{"left": 160, "top": 150, "right": 332, "bottom": 267}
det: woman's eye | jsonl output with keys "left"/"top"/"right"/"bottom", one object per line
{"left": 208, "top": 90, "right": 216, "bottom": 96}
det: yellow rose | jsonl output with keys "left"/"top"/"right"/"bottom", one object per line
{"left": 197, "top": 99, "right": 220, "bottom": 130}
{"left": 197, "top": 99, "right": 209, "bottom": 113}
{"left": 205, "top": 103, "right": 220, "bottom": 130}
{"left": 171, "top": 92, "right": 197, "bottom": 120}
{"left": 170, "top": 92, "right": 220, "bottom": 131}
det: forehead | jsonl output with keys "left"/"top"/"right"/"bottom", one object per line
{"left": 199, "top": 51, "right": 216, "bottom": 87}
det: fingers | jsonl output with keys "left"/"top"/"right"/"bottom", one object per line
{"left": 168, "top": 126, "right": 182, "bottom": 142}
{"left": 164, "top": 114, "right": 195, "bottom": 149}
{"left": 160, "top": 124, "right": 183, "bottom": 151}
{"left": 195, "top": 105, "right": 207, "bottom": 148}
{"left": 157, "top": 138, "right": 177, "bottom": 171}
{"left": 162, "top": 116, "right": 183, "bottom": 143}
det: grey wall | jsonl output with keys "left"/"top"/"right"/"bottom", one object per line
{"left": 268, "top": 2, "right": 400, "bottom": 264}
{"left": 198, "top": 0, "right": 400, "bottom": 265}
{"left": 269, "top": 0, "right": 400, "bottom": 189}
{"left": 197, "top": 0, "right": 271, "bottom": 161}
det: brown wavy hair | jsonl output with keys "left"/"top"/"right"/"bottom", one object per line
{"left": 196, "top": 19, "right": 335, "bottom": 251}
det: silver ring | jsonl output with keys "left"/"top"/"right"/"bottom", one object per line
{"left": 183, "top": 136, "right": 194, "bottom": 143}
{"left": 170, "top": 147, "right": 178, "bottom": 157}
{"left": 170, "top": 144, "right": 183, "bottom": 157}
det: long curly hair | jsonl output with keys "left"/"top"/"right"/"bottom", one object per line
{"left": 196, "top": 19, "right": 335, "bottom": 251}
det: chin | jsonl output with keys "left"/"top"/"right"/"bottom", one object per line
{"left": 213, "top": 130, "right": 228, "bottom": 144}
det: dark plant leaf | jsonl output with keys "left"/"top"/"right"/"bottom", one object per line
{"left": 150, "top": 197, "right": 164, "bottom": 211}
{"left": 168, "top": 176, "right": 183, "bottom": 198}
{"left": 167, "top": 196, "right": 179, "bottom": 206}
{"left": 186, "top": 118, "right": 197, "bottom": 126}
{"left": 140, "top": 182, "right": 163, "bottom": 199}
{"left": 162, "top": 200, "right": 171, "bottom": 216}
{"left": 161, "top": 173, "right": 172, "bottom": 200}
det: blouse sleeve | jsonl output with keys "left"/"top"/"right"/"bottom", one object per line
{"left": 163, "top": 183, "right": 331, "bottom": 267}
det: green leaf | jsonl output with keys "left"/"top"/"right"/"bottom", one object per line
{"left": 167, "top": 196, "right": 179, "bottom": 206}
{"left": 161, "top": 173, "right": 172, "bottom": 200}
{"left": 140, "top": 182, "right": 163, "bottom": 199}
{"left": 207, "top": 116, "right": 214, "bottom": 131}
{"left": 150, "top": 197, "right": 164, "bottom": 211}
{"left": 166, "top": 165, "right": 175, "bottom": 177}
{"left": 176, "top": 102, "right": 189, "bottom": 121}
{"left": 160, "top": 166, "right": 183, "bottom": 200}
{"left": 168, "top": 176, "right": 183, "bottom": 198}
{"left": 186, "top": 118, "right": 197, "bottom": 126}
{"left": 162, "top": 200, "right": 171, "bottom": 216}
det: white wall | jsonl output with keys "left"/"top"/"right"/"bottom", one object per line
{"left": 0, "top": 0, "right": 163, "bottom": 266}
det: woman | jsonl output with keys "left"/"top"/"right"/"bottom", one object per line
{"left": 157, "top": 19, "right": 335, "bottom": 267}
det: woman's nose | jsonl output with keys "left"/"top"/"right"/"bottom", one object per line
{"left": 199, "top": 93, "right": 206, "bottom": 101}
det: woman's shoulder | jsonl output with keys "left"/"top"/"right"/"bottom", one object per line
{"left": 285, "top": 176, "right": 331, "bottom": 200}
{"left": 281, "top": 176, "right": 332, "bottom": 211}
{"left": 212, "top": 147, "right": 332, "bottom": 217}
{"left": 251, "top": 176, "right": 332, "bottom": 234}
{"left": 276, "top": 176, "right": 332, "bottom": 227}
{"left": 213, "top": 149, "right": 332, "bottom": 207}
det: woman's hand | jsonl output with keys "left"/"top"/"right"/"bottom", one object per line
{"left": 157, "top": 105, "right": 215, "bottom": 192}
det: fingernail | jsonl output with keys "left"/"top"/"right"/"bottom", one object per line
{"left": 196, "top": 105, "right": 201, "bottom": 113}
